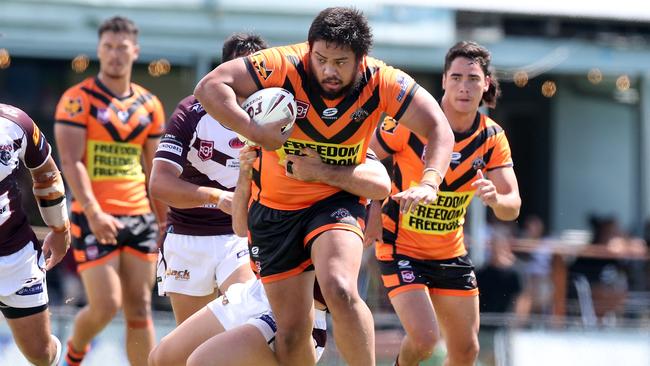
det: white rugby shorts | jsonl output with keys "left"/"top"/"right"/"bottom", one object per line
{"left": 157, "top": 233, "right": 250, "bottom": 297}
{"left": 0, "top": 242, "right": 48, "bottom": 310}
{"left": 208, "top": 279, "right": 327, "bottom": 361}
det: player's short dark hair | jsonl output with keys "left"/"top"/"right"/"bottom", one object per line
{"left": 308, "top": 7, "right": 373, "bottom": 60}
{"left": 222, "top": 33, "right": 269, "bottom": 62}
{"left": 98, "top": 16, "right": 139, "bottom": 40}
{"left": 444, "top": 41, "right": 501, "bottom": 108}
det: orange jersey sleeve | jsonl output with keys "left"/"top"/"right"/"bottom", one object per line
{"left": 484, "top": 117, "right": 513, "bottom": 171}
{"left": 375, "top": 115, "right": 409, "bottom": 155}
{"left": 378, "top": 66, "right": 420, "bottom": 121}
{"left": 244, "top": 45, "right": 294, "bottom": 89}
{"left": 147, "top": 95, "right": 165, "bottom": 138}
{"left": 54, "top": 84, "right": 90, "bottom": 128}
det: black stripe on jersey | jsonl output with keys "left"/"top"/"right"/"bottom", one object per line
{"left": 392, "top": 161, "right": 403, "bottom": 191}
{"left": 123, "top": 93, "right": 154, "bottom": 123}
{"left": 39, "top": 195, "right": 66, "bottom": 207}
{"left": 89, "top": 105, "right": 123, "bottom": 142}
{"left": 244, "top": 58, "right": 264, "bottom": 90}
{"left": 454, "top": 113, "right": 481, "bottom": 142}
{"left": 81, "top": 87, "right": 112, "bottom": 105}
{"left": 375, "top": 127, "right": 396, "bottom": 154}
{"left": 326, "top": 86, "right": 380, "bottom": 144}
{"left": 148, "top": 132, "right": 164, "bottom": 138}
{"left": 94, "top": 77, "right": 134, "bottom": 101}
{"left": 406, "top": 132, "right": 425, "bottom": 161}
{"left": 382, "top": 198, "right": 400, "bottom": 245}
{"left": 394, "top": 84, "right": 420, "bottom": 121}
{"left": 453, "top": 124, "right": 502, "bottom": 169}
{"left": 253, "top": 149, "right": 263, "bottom": 201}
{"left": 55, "top": 119, "right": 86, "bottom": 129}
{"left": 123, "top": 120, "right": 150, "bottom": 142}
{"left": 443, "top": 146, "right": 495, "bottom": 191}
{"left": 191, "top": 138, "right": 234, "bottom": 166}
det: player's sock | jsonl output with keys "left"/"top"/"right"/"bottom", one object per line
{"left": 393, "top": 354, "right": 400, "bottom": 366}
{"left": 50, "top": 335, "right": 62, "bottom": 366}
{"left": 63, "top": 340, "right": 88, "bottom": 366}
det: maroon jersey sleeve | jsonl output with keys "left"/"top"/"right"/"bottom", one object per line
{"left": 154, "top": 96, "right": 202, "bottom": 172}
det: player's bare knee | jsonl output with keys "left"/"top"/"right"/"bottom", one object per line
{"left": 408, "top": 330, "right": 438, "bottom": 360}
{"left": 448, "top": 338, "right": 479, "bottom": 364}
{"left": 276, "top": 327, "right": 312, "bottom": 350}
{"left": 21, "top": 342, "right": 51, "bottom": 366}
{"left": 147, "top": 344, "right": 166, "bottom": 366}
{"left": 91, "top": 296, "right": 121, "bottom": 321}
{"left": 320, "top": 276, "right": 358, "bottom": 309}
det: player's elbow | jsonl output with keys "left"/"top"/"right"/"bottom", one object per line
{"left": 366, "top": 173, "right": 392, "bottom": 200}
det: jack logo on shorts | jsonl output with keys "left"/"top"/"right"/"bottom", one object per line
{"left": 166, "top": 269, "right": 190, "bottom": 281}
{"left": 16, "top": 283, "right": 43, "bottom": 296}
{"left": 400, "top": 270, "right": 415, "bottom": 283}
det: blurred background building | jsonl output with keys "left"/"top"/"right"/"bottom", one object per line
{"left": 1, "top": 0, "right": 649, "bottom": 365}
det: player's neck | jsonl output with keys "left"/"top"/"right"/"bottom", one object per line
{"left": 97, "top": 73, "right": 132, "bottom": 98}
{"left": 441, "top": 98, "right": 476, "bottom": 134}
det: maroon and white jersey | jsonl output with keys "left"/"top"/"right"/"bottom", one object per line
{"left": 0, "top": 104, "right": 51, "bottom": 255}
{"left": 154, "top": 96, "right": 245, "bottom": 236}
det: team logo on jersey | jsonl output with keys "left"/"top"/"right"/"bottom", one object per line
{"left": 117, "top": 110, "right": 130, "bottom": 123}
{"left": 0, "top": 149, "right": 12, "bottom": 166}
{"left": 295, "top": 100, "right": 310, "bottom": 119}
{"left": 250, "top": 52, "right": 273, "bottom": 81}
{"left": 472, "top": 156, "right": 486, "bottom": 170}
{"left": 381, "top": 116, "right": 398, "bottom": 134}
{"left": 198, "top": 140, "right": 214, "bottom": 161}
{"left": 96, "top": 108, "right": 110, "bottom": 124}
{"left": 64, "top": 97, "right": 83, "bottom": 117}
{"left": 351, "top": 108, "right": 369, "bottom": 123}
{"left": 400, "top": 270, "right": 415, "bottom": 283}
{"left": 139, "top": 115, "right": 151, "bottom": 126}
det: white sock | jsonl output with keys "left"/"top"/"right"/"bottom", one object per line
{"left": 50, "top": 334, "right": 62, "bottom": 366}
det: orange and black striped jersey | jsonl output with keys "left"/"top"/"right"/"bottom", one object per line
{"left": 375, "top": 112, "right": 513, "bottom": 260}
{"left": 55, "top": 77, "right": 165, "bottom": 215}
{"left": 244, "top": 42, "right": 419, "bottom": 210}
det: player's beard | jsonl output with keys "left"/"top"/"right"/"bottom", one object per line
{"left": 307, "top": 60, "right": 362, "bottom": 100}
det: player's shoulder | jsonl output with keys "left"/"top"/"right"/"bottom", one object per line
{"left": 131, "top": 82, "right": 158, "bottom": 99}
{"left": 481, "top": 114, "right": 505, "bottom": 133}
{"left": 62, "top": 77, "right": 95, "bottom": 95}
{"left": 0, "top": 103, "right": 34, "bottom": 133}
{"left": 171, "top": 95, "right": 205, "bottom": 122}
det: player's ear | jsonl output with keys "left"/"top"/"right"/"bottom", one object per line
{"left": 133, "top": 43, "right": 141, "bottom": 61}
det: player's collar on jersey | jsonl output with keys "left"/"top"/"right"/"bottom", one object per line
{"left": 453, "top": 112, "right": 481, "bottom": 142}
{"left": 94, "top": 76, "right": 134, "bottom": 101}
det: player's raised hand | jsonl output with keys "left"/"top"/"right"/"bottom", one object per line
{"left": 392, "top": 183, "right": 438, "bottom": 214}
{"left": 471, "top": 169, "right": 497, "bottom": 206}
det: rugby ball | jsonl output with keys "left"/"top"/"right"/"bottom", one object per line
{"left": 239, "top": 87, "right": 297, "bottom": 147}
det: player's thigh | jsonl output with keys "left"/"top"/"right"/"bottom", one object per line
{"left": 168, "top": 292, "right": 217, "bottom": 325}
{"left": 79, "top": 254, "right": 122, "bottom": 310}
{"left": 430, "top": 293, "right": 479, "bottom": 348}
{"left": 153, "top": 307, "right": 224, "bottom": 366}
{"left": 391, "top": 288, "right": 439, "bottom": 342}
{"left": 263, "top": 271, "right": 315, "bottom": 331}
{"left": 311, "top": 229, "right": 364, "bottom": 292}
{"left": 188, "top": 324, "right": 278, "bottom": 366}
{"left": 5, "top": 308, "right": 51, "bottom": 356}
